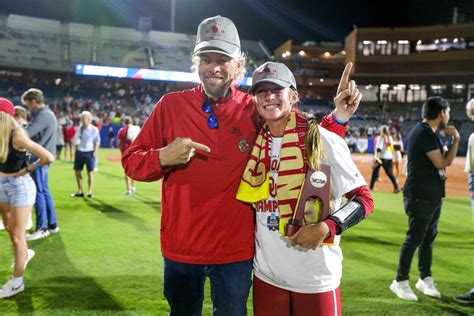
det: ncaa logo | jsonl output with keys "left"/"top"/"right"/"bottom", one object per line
{"left": 310, "top": 171, "right": 327, "bottom": 188}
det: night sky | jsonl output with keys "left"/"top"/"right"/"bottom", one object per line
{"left": 1, "top": 0, "right": 473, "bottom": 50}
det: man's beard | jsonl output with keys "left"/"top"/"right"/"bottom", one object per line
{"left": 202, "top": 80, "right": 232, "bottom": 101}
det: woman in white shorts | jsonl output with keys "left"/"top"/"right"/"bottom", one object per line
{"left": 0, "top": 98, "right": 54, "bottom": 298}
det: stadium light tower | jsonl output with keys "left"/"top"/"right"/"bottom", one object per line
{"left": 171, "top": 0, "right": 175, "bottom": 32}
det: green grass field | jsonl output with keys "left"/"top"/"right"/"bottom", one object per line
{"left": 0, "top": 149, "right": 473, "bottom": 315}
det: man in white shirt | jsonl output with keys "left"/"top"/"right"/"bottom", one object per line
{"left": 71, "top": 111, "right": 100, "bottom": 198}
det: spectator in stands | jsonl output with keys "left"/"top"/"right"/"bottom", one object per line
{"left": 390, "top": 97, "right": 460, "bottom": 301}
{"left": 63, "top": 120, "right": 76, "bottom": 162}
{"left": 108, "top": 127, "right": 115, "bottom": 148}
{"left": 392, "top": 132, "right": 404, "bottom": 177}
{"left": 21, "top": 88, "right": 59, "bottom": 241}
{"left": 71, "top": 111, "right": 100, "bottom": 198}
{"left": 123, "top": 15, "right": 361, "bottom": 316}
{"left": 370, "top": 125, "right": 400, "bottom": 193}
{"left": 453, "top": 99, "right": 474, "bottom": 305}
{"left": 0, "top": 98, "right": 54, "bottom": 298}
{"left": 117, "top": 116, "right": 140, "bottom": 195}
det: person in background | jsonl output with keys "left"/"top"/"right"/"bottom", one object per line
{"left": 63, "top": 120, "right": 76, "bottom": 162}
{"left": 71, "top": 111, "right": 100, "bottom": 199}
{"left": 117, "top": 116, "right": 140, "bottom": 195}
{"left": 21, "top": 88, "right": 59, "bottom": 241}
{"left": 390, "top": 97, "right": 460, "bottom": 301}
{"left": 0, "top": 105, "right": 31, "bottom": 232}
{"left": 0, "top": 98, "right": 54, "bottom": 298}
{"left": 370, "top": 125, "right": 400, "bottom": 193}
{"left": 15, "top": 106, "right": 33, "bottom": 231}
{"left": 392, "top": 132, "right": 404, "bottom": 178}
{"left": 453, "top": 98, "right": 474, "bottom": 305}
{"left": 91, "top": 117, "right": 102, "bottom": 172}
{"left": 108, "top": 127, "right": 115, "bottom": 148}
{"left": 56, "top": 123, "right": 65, "bottom": 160}
{"left": 372, "top": 129, "right": 381, "bottom": 182}
{"left": 13, "top": 106, "right": 28, "bottom": 128}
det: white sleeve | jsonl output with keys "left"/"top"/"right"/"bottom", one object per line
{"left": 376, "top": 136, "right": 384, "bottom": 151}
{"left": 319, "top": 127, "right": 367, "bottom": 199}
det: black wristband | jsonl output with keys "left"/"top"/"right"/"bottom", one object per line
{"left": 328, "top": 199, "right": 365, "bottom": 234}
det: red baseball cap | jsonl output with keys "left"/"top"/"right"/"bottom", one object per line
{"left": 0, "top": 98, "right": 15, "bottom": 116}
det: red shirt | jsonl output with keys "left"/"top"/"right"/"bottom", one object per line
{"left": 63, "top": 126, "right": 76, "bottom": 142}
{"left": 117, "top": 126, "right": 131, "bottom": 153}
{"left": 122, "top": 85, "right": 348, "bottom": 264}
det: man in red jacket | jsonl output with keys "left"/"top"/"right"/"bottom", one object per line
{"left": 122, "top": 15, "right": 362, "bottom": 316}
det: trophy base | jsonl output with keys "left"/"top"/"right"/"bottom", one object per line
{"left": 285, "top": 224, "right": 300, "bottom": 237}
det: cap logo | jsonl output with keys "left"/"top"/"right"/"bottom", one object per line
{"left": 258, "top": 65, "right": 278, "bottom": 80}
{"left": 204, "top": 22, "right": 225, "bottom": 39}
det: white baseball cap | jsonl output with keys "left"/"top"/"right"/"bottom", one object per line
{"left": 193, "top": 15, "right": 241, "bottom": 58}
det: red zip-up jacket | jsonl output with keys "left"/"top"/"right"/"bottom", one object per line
{"left": 122, "top": 84, "right": 366, "bottom": 264}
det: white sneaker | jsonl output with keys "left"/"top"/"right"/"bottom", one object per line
{"left": 0, "top": 220, "right": 5, "bottom": 231}
{"left": 390, "top": 280, "right": 418, "bottom": 301}
{"left": 26, "top": 229, "right": 50, "bottom": 241}
{"left": 415, "top": 277, "right": 441, "bottom": 298}
{"left": 11, "top": 249, "right": 36, "bottom": 269}
{"left": 0, "top": 277, "right": 24, "bottom": 298}
{"left": 131, "top": 186, "right": 136, "bottom": 193}
{"left": 49, "top": 227, "right": 60, "bottom": 234}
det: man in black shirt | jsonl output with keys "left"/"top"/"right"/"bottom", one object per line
{"left": 390, "top": 97, "right": 460, "bottom": 301}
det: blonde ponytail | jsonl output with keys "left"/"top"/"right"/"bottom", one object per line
{"left": 304, "top": 114, "right": 324, "bottom": 171}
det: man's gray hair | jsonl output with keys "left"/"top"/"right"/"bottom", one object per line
{"left": 81, "top": 111, "right": 92, "bottom": 120}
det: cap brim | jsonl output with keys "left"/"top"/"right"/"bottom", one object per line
{"left": 249, "top": 78, "right": 293, "bottom": 94}
{"left": 194, "top": 40, "right": 241, "bottom": 58}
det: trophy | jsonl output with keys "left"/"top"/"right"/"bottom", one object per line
{"left": 285, "top": 164, "right": 334, "bottom": 244}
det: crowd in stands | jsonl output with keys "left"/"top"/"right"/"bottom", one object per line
{"left": 0, "top": 75, "right": 187, "bottom": 128}
{"left": 0, "top": 74, "right": 472, "bottom": 155}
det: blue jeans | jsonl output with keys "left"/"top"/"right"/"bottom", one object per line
{"left": 163, "top": 257, "right": 253, "bottom": 316}
{"left": 31, "top": 165, "right": 57, "bottom": 230}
